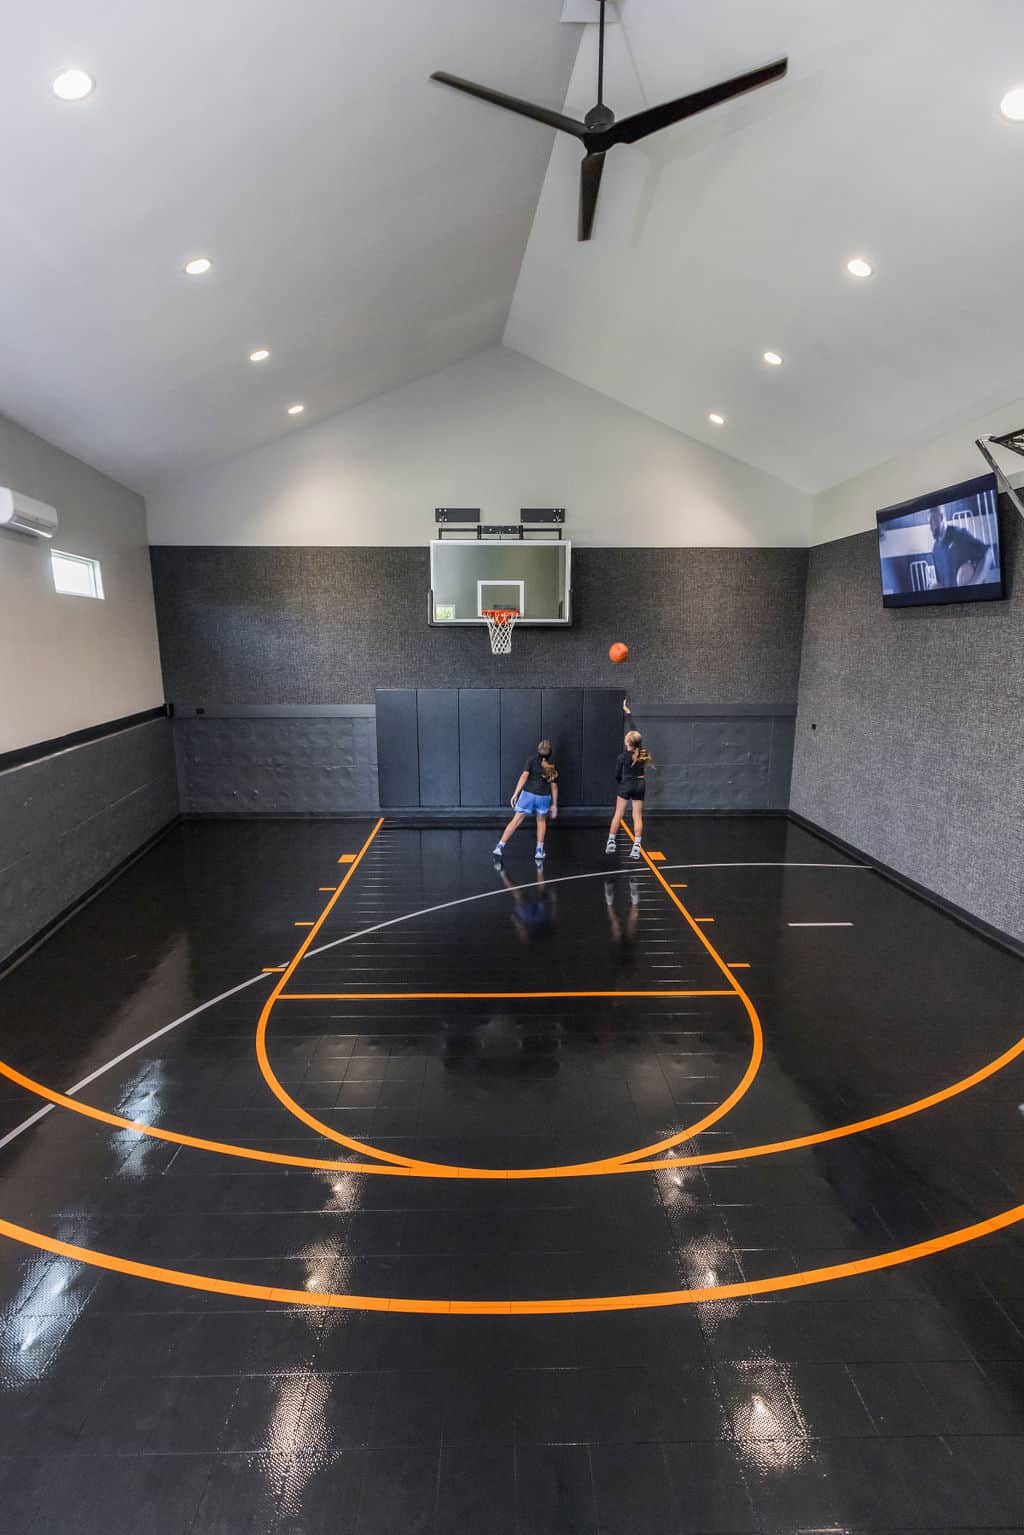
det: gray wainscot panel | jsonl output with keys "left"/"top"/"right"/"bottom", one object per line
{"left": 0, "top": 718, "right": 178, "bottom": 964}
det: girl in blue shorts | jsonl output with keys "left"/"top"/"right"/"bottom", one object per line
{"left": 493, "top": 739, "right": 559, "bottom": 863}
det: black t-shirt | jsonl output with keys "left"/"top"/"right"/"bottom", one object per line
{"left": 933, "top": 525, "right": 988, "bottom": 587}
{"left": 615, "top": 751, "right": 646, "bottom": 791}
{"left": 523, "top": 755, "right": 557, "bottom": 795}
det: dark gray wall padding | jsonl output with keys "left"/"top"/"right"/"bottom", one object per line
{"left": 376, "top": 688, "right": 793, "bottom": 811}
{"left": 174, "top": 715, "right": 379, "bottom": 816}
{"left": 0, "top": 717, "right": 178, "bottom": 964}
{"left": 149, "top": 545, "right": 808, "bottom": 707}
{"left": 791, "top": 508, "right": 1024, "bottom": 943}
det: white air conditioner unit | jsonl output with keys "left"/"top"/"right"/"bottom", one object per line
{"left": 0, "top": 487, "right": 59, "bottom": 539}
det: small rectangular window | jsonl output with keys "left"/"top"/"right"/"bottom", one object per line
{"left": 51, "top": 550, "right": 104, "bottom": 599}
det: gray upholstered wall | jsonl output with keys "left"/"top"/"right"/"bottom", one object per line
{"left": 149, "top": 546, "right": 808, "bottom": 706}
{"left": 174, "top": 712, "right": 378, "bottom": 815}
{"left": 151, "top": 545, "right": 806, "bottom": 814}
{"left": 791, "top": 507, "right": 1024, "bottom": 943}
{"left": 0, "top": 718, "right": 179, "bottom": 965}
{"left": 645, "top": 713, "right": 795, "bottom": 811}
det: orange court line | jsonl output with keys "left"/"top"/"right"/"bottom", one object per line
{"left": 255, "top": 818, "right": 766, "bottom": 1179}
{"left": 0, "top": 1057, "right": 400, "bottom": 1174}
{"left": 2, "top": 1199, "right": 1023, "bottom": 1314}
{"left": 256, "top": 819, "right": 418, "bottom": 1172}
{"left": 294, "top": 922, "right": 314, "bottom": 928}
{"left": 278, "top": 990, "right": 735, "bottom": 1002}
{"left": 5, "top": 1020, "right": 1024, "bottom": 1182}
{"left": 262, "top": 967, "right": 286, "bottom": 973}
{"left": 8, "top": 820, "right": 1011, "bottom": 1194}
{"left": 696, "top": 918, "right": 715, "bottom": 924}
{"left": 670, "top": 883, "right": 688, "bottom": 889}
{"left": 319, "top": 887, "right": 338, "bottom": 892}
{"left": 3, "top": 816, "right": 1017, "bottom": 1194}
{"left": 728, "top": 963, "right": 751, "bottom": 970}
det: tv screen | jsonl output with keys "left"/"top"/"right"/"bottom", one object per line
{"left": 876, "top": 473, "right": 1004, "bottom": 608}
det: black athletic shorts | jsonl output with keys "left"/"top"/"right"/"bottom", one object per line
{"left": 617, "top": 783, "right": 646, "bottom": 802}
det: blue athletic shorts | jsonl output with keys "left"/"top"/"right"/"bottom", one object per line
{"left": 516, "top": 791, "right": 552, "bottom": 816}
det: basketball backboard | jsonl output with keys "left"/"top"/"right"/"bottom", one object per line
{"left": 429, "top": 540, "right": 572, "bottom": 624}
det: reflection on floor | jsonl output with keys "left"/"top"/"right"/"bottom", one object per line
{"left": 2, "top": 816, "right": 1024, "bottom": 1533}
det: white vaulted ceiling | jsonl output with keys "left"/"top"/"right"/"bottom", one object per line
{"left": 3, "top": 0, "right": 1024, "bottom": 497}
{"left": 0, "top": 1, "right": 577, "bottom": 488}
{"left": 507, "top": 0, "right": 1024, "bottom": 491}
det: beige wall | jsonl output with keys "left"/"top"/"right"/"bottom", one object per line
{"left": 0, "top": 414, "right": 164, "bottom": 753}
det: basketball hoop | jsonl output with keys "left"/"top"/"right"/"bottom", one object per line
{"left": 482, "top": 608, "right": 519, "bottom": 655}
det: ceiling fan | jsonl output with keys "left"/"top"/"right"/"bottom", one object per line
{"left": 432, "top": 0, "right": 787, "bottom": 241}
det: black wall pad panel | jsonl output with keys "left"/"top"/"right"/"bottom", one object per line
{"left": 458, "top": 690, "right": 500, "bottom": 806}
{"left": 766, "top": 717, "right": 797, "bottom": 808}
{"left": 376, "top": 690, "right": 420, "bottom": 806}
{"left": 582, "top": 690, "right": 628, "bottom": 805}
{"left": 541, "top": 689, "right": 584, "bottom": 805}
{"left": 417, "top": 689, "right": 460, "bottom": 807}
{"left": 499, "top": 690, "right": 543, "bottom": 802}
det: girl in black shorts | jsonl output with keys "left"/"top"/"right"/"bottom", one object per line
{"left": 606, "top": 707, "right": 652, "bottom": 860}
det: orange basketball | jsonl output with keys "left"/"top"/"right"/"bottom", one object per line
{"left": 609, "top": 642, "right": 630, "bottom": 664}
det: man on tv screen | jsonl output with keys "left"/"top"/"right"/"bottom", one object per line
{"left": 929, "top": 505, "right": 990, "bottom": 587}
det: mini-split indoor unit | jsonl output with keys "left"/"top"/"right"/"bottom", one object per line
{"left": 0, "top": 487, "right": 59, "bottom": 538}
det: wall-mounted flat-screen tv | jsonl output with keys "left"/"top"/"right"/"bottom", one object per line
{"left": 876, "top": 473, "right": 1004, "bottom": 608}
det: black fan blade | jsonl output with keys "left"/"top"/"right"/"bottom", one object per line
{"left": 431, "top": 72, "right": 587, "bottom": 140}
{"left": 601, "top": 57, "right": 788, "bottom": 148}
{"left": 578, "top": 151, "right": 606, "bottom": 241}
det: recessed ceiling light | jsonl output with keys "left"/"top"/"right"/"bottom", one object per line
{"left": 847, "top": 256, "right": 873, "bottom": 279}
{"left": 184, "top": 257, "right": 212, "bottom": 277}
{"left": 763, "top": 351, "right": 783, "bottom": 366}
{"left": 249, "top": 348, "right": 270, "bottom": 363}
{"left": 287, "top": 403, "right": 305, "bottom": 416}
{"left": 1000, "top": 86, "right": 1024, "bottom": 121}
{"left": 708, "top": 412, "right": 726, "bottom": 426}
{"left": 52, "top": 68, "right": 94, "bottom": 101}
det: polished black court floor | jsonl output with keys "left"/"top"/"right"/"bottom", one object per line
{"left": 2, "top": 815, "right": 1024, "bottom": 1534}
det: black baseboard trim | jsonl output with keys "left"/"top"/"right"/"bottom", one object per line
{"left": 0, "top": 706, "right": 169, "bottom": 774}
{"left": 182, "top": 808, "right": 789, "bottom": 826}
{"left": 0, "top": 816, "right": 182, "bottom": 979}
{"left": 787, "top": 811, "right": 1024, "bottom": 962}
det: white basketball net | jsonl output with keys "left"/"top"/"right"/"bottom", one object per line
{"left": 483, "top": 609, "right": 518, "bottom": 655}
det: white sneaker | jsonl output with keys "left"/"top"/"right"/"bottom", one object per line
{"left": 629, "top": 840, "right": 642, "bottom": 860}
{"left": 534, "top": 845, "right": 546, "bottom": 862}
{"left": 605, "top": 836, "right": 616, "bottom": 854}
{"left": 492, "top": 843, "right": 504, "bottom": 859}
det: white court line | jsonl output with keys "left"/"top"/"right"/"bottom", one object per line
{"left": 0, "top": 859, "right": 870, "bottom": 1154}
{"left": 0, "top": 974, "right": 278, "bottom": 1151}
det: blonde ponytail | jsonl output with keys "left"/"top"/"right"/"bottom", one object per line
{"left": 625, "top": 730, "right": 652, "bottom": 766}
